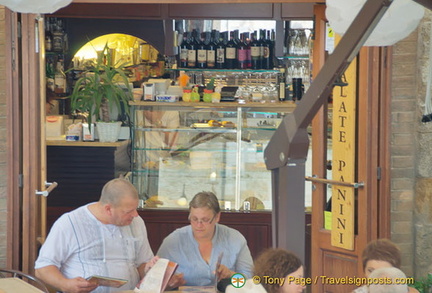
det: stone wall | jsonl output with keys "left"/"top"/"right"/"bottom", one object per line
{"left": 0, "top": 6, "right": 7, "bottom": 268}
{"left": 413, "top": 10, "right": 432, "bottom": 279}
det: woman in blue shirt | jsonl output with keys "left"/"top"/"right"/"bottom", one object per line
{"left": 157, "top": 191, "right": 253, "bottom": 286}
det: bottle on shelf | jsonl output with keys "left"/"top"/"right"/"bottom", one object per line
{"left": 244, "top": 32, "right": 252, "bottom": 69}
{"left": 237, "top": 32, "right": 249, "bottom": 70}
{"left": 197, "top": 32, "right": 207, "bottom": 69}
{"left": 187, "top": 29, "right": 199, "bottom": 68}
{"left": 215, "top": 30, "right": 225, "bottom": 69}
{"left": 179, "top": 32, "right": 189, "bottom": 68}
{"left": 225, "top": 31, "right": 237, "bottom": 69}
{"left": 250, "top": 31, "right": 261, "bottom": 69}
{"left": 233, "top": 29, "right": 240, "bottom": 45}
{"left": 206, "top": 30, "right": 217, "bottom": 69}
{"left": 54, "top": 58, "right": 67, "bottom": 94}
{"left": 45, "top": 18, "right": 52, "bottom": 52}
{"left": 52, "top": 19, "right": 64, "bottom": 53}
{"left": 263, "top": 30, "right": 273, "bottom": 69}
{"left": 270, "top": 29, "right": 278, "bottom": 69}
{"left": 46, "top": 59, "right": 55, "bottom": 91}
{"left": 259, "top": 29, "right": 269, "bottom": 69}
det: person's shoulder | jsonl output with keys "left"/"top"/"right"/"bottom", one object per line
{"left": 217, "top": 224, "right": 247, "bottom": 242}
{"left": 352, "top": 285, "right": 368, "bottom": 293}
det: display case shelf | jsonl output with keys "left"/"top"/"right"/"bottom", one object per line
{"left": 129, "top": 100, "right": 294, "bottom": 211}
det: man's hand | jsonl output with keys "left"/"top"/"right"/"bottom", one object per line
{"left": 62, "top": 277, "right": 99, "bottom": 293}
{"left": 216, "top": 264, "right": 235, "bottom": 281}
{"left": 36, "top": 266, "right": 98, "bottom": 293}
{"left": 166, "top": 273, "right": 186, "bottom": 290}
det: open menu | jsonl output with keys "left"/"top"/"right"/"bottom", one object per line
{"left": 86, "top": 275, "right": 128, "bottom": 288}
{"left": 134, "top": 258, "right": 178, "bottom": 293}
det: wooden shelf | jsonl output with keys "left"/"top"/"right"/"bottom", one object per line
{"left": 130, "top": 100, "right": 296, "bottom": 111}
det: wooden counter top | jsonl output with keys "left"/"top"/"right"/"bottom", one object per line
{"left": 46, "top": 139, "right": 130, "bottom": 147}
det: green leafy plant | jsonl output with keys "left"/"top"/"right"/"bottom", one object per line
{"left": 69, "top": 44, "right": 132, "bottom": 126}
{"left": 411, "top": 274, "right": 432, "bottom": 293}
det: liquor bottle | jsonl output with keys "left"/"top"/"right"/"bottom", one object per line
{"left": 197, "top": 32, "right": 207, "bottom": 69}
{"left": 206, "top": 30, "right": 217, "bottom": 69}
{"left": 52, "top": 19, "right": 64, "bottom": 52}
{"left": 237, "top": 32, "right": 249, "bottom": 69}
{"left": 225, "top": 31, "right": 237, "bottom": 69}
{"left": 179, "top": 32, "right": 189, "bottom": 68}
{"left": 215, "top": 30, "right": 225, "bottom": 69}
{"left": 45, "top": 18, "right": 52, "bottom": 52}
{"left": 250, "top": 31, "right": 261, "bottom": 69}
{"left": 187, "top": 29, "right": 199, "bottom": 68}
{"left": 259, "top": 29, "right": 269, "bottom": 69}
{"left": 54, "top": 58, "right": 67, "bottom": 94}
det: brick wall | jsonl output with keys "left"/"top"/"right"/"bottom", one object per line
{"left": 0, "top": 6, "right": 7, "bottom": 268}
{"left": 391, "top": 9, "right": 432, "bottom": 278}
{"left": 413, "top": 10, "right": 432, "bottom": 279}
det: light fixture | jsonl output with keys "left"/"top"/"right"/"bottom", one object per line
{"left": 0, "top": 0, "right": 72, "bottom": 13}
{"left": 326, "top": 0, "right": 425, "bottom": 46}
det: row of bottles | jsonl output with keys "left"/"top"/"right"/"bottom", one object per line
{"left": 45, "top": 17, "right": 68, "bottom": 53}
{"left": 178, "top": 29, "right": 276, "bottom": 70}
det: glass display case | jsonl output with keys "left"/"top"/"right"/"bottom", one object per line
{"left": 130, "top": 101, "right": 295, "bottom": 211}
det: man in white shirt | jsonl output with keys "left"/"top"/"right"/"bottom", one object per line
{"left": 35, "top": 178, "right": 182, "bottom": 293}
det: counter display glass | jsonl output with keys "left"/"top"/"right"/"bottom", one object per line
{"left": 130, "top": 101, "right": 295, "bottom": 211}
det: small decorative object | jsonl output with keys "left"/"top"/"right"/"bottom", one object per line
{"left": 212, "top": 83, "right": 222, "bottom": 103}
{"left": 190, "top": 87, "right": 200, "bottom": 102}
{"left": 203, "top": 78, "right": 215, "bottom": 103}
{"left": 182, "top": 89, "right": 192, "bottom": 102}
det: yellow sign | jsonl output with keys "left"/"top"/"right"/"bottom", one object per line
{"left": 331, "top": 34, "right": 357, "bottom": 250}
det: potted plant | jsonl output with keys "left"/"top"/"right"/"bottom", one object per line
{"left": 69, "top": 44, "right": 132, "bottom": 142}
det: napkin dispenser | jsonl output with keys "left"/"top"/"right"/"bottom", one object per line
{"left": 46, "top": 115, "right": 64, "bottom": 139}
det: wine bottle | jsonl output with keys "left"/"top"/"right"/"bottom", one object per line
{"left": 197, "top": 32, "right": 207, "bottom": 69}
{"left": 250, "top": 31, "right": 261, "bottom": 69}
{"left": 225, "top": 31, "right": 237, "bottom": 69}
{"left": 259, "top": 29, "right": 269, "bottom": 69}
{"left": 244, "top": 32, "right": 252, "bottom": 69}
{"left": 262, "top": 30, "right": 272, "bottom": 70}
{"left": 207, "top": 30, "right": 217, "bottom": 69}
{"left": 215, "top": 30, "right": 225, "bottom": 69}
{"left": 187, "top": 29, "right": 199, "bottom": 68}
{"left": 237, "top": 32, "right": 249, "bottom": 69}
{"left": 179, "top": 32, "right": 189, "bottom": 68}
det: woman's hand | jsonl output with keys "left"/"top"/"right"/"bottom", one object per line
{"left": 144, "top": 256, "right": 160, "bottom": 274}
{"left": 216, "top": 264, "right": 235, "bottom": 281}
{"left": 166, "top": 273, "right": 186, "bottom": 290}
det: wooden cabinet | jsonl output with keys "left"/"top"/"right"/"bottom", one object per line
{"left": 46, "top": 140, "right": 130, "bottom": 207}
{"left": 139, "top": 209, "right": 272, "bottom": 259}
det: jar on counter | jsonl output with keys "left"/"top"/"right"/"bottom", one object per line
{"left": 190, "top": 87, "right": 200, "bottom": 102}
{"left": 182, "top": 89, "right": 192, "bottom": 102}
{"left": 203, "top": 89, "right": 213, "bottom": 103}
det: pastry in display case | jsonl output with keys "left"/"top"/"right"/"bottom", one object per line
{"left": 130, "top": 101, "right": 295, "bottom": 211}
